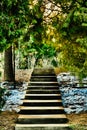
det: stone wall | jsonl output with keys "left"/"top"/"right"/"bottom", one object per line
{"left": 15, "top": 69, "right": 33, "bottom": 82}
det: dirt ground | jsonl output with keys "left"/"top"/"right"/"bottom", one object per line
{"left": 0, "top": 111, "right": 87, "bottom": 130}
{"left": 66, "top": 113, "right": 87, "bottom": 130}
{"left": 0, "top": 111, "right": 18, "bottom": 130}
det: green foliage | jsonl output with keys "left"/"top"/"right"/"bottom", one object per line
{"left": 16, "top": 39, "right": 57, "bottom": 69}
{"left": 70, "top": 124, "right": 86, "bottom": 130}
{"left": 58, "top": 41, "right": 87, "bottom": 76}
{"left": 61, "top": 1, "right": 87, "bottom": 39}
{"left": 0, "top": 0, "right": 30, "bottom": 51}
{"left": 35, "top": 43, "right": 56, "bottom": 59}
{"left": 51, "top": 59, "right": 58, "bottom": 67}
{"left": 22, "top": 1, "right": 44, "bottom": 46}
{"left": 58, "top": 0, "right": 87, "bottom": 80}
{"left": 76, "top": 37, "right": 87, "bottom": 49}
{"left": 1, "top": 0, "right": 87, "bottom": 80}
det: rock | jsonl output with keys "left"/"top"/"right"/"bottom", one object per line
{"left": 59, "top": 86, "right": 87, "bottom": 114}
{"left": 2, "top": 88, "right": 26, "bottom": 112}
{"left": 75, "top": 107, "right": 84, "bottom": 114}
{"left": 1, "top": 80, "right": 87, "bottom": 114}
{"left": 64, "top": 108, "right": 76, "bottom": 114}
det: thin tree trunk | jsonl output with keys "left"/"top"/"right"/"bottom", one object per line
{"left": 4, "top": 46, "right": 14, "bottom": 81}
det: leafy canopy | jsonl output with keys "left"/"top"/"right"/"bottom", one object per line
{"left": 0, "top": 0, "right": 30, "bottom": 51}
{"left": 59, "top": 0, "right": 87, "bottom": 78}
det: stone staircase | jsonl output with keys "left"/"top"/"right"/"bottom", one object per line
{"left": 15, "top": 68, "right": 70, "bottom": 130}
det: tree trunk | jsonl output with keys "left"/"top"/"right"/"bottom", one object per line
{"left": 4, "top": 46, "right": 14, "bottom": 81}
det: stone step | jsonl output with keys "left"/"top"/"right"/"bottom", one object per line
{"left": 32, "top": 74, "right": 56, "bottom": 76}
{"left": 29, "top": 82, "right": 58, "bottom": 86}
{"left": 18, "top": 110, "right": 65, "bottom": 115}
{"left": 18, "top": 114, "right": 67, "bottom": 119}
{"left": 22, "top": 99, "right": 62, "bottom": 103}
{"left": 20, "top": 106, "right": 64, "bottom": 110}
{"left": 24, "top": 94, "right": 61, "bottom": 100}
{"left": 31, "top": 76, "right": 57, "bottom": 81}
{"left": 15, "top": 68, "right": 69, "bottom": 130}
{"left": 22, "top": 100, "right": 63, "bottom": 106}
{"left": 31, "top": 76, "right": 56, "bottom": 77}
{"left": 28, "top": 86, "right": 59, "bottom": 89}
{"left": 25, "top": 94, "right": 61, "bottom": 96}
{"left": 26, "top": 90, "right": 60, "bottom": 94}
{"left": 32, "top": 68, "right": 55, "bottom": 76}
{"left": 15, "top": 124, "right": 70, "bottom": 130}
{"left": 25, "top": 96, "right": 61, "bottom": 100}
{"left": 17, "top": 114, "right": 68, "bottom": 124}
{"left": 19, "top": 106, "right": 65, "bottom": 114}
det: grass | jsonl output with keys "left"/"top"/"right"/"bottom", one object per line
{"left": 69, "top": 124, "right": 87, "bottom": 130}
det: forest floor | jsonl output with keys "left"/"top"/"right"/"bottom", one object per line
{"left": 0, "top": 111, "right": 87, "bottom": 130}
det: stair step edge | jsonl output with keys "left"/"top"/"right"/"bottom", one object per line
{"left": 26, "top": 89, "right": 60, "bottom": 91}
{"left": 25, "top": 94, "right": 61, "bottom": 96}
{"left": 28, "top": 86, "right": 59, "bottom": 87}
{"left": 20, "top": 106, "right": 64, "bottom": 110}
{"left": 16, "top": 124, "right": 69, "bottom": 127}
{"left": 31, "top": 75, "right": 56, "bottom": 78}
{"left": 22, "top": 100, "right": 62, "bottom": 102}
{"left": 18, "top": 114, "right": 67, "bottom": 119}
{"left": 30, "top": 82, "right": 58, "bottom": 83}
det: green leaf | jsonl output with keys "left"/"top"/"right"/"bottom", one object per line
{"left": 32, "top": 19, "right": 37, "bottom": 24}
{"left": 82, "top": 23, "right": 87, "bottom": 27}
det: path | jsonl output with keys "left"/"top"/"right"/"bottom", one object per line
{"left": 15, "top": 68, "right": 70, "bottom": 130}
